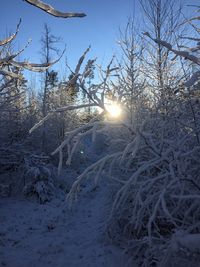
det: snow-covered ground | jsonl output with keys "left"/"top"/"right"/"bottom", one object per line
{"left": 0, "top": 177, "right": 127, "bottom": 267}
{"left": 1, "top": 135, "right": 200, "bottom": 267}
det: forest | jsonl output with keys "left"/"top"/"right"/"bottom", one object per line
{"left": 0, "top": 0, "right": 200, "bottom": 266}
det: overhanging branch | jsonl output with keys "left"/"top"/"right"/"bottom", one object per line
{"left": 24, "top": 0, "right": 86, "bottom": 18}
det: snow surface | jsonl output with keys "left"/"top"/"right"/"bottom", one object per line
{"left": 0, "top": 177, "right": 128, "bottom": 267}
{"left": 1, "top": 135, "right": 199, "bottom": 267}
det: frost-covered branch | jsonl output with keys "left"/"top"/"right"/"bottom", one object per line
{"left": 67, "top": 152, "right": 122, "bottom": 205}
{"left": 0, "top": 69, "right": 23, "bottom": 80}
{"left": 29, "top": 103, "right": 98, "bottom": 134}
{"left": 0, "top": 22, "right": 65, "bottom": 80}
{"left": 10, "top": 48, "right": 65, "bottom": 72}
{"left": 24, "top": 0, "right": 86, "bottom": 18}
{"left": 143, "top": 32, "right": 200, "bottom": 65}
{"left": 0, "top": 19, "right": 21, "bottom": 46}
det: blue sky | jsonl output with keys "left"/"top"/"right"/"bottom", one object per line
{"left": 1, "top": 0, "right": 139, "bottom": 78}
{"left": 1, "top": 0, "right": 193, "bottom": 82}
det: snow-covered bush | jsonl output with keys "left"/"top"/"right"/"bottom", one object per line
{"left": 106, "top": 111, "right": 200, "bottom": 265}
{"left": 23, "top": 155, "right": 57, "bottom": 203}
{"left": 23, "top": 178, "right": 55, "bottom": 204}
{"left": 103, "top": 9, "right": 200, "bottom": 266}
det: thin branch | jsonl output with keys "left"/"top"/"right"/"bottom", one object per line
{"left": 29, "top": 103, "right": 98, "bottom": 134}
{"left": 10, "top": 47, "right": 65, "bottom": 72}
{"left": 0, "top": 19, "right": 21, "bottom": 46}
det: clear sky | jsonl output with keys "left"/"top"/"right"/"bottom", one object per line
{"left": 1, "top": 0, "right": 193, "bottom": 82}
{"left": 1, "top": 0, "right": 139, "bottom": 78}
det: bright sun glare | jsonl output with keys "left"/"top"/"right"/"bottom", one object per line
{"left": 105, "top": 101, "right": 122, "bottom": 118}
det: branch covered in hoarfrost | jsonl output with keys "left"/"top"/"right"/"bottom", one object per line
{"left": 29, "top": 103, "right": 98, "bottom": 134}
{"left": 143, "top": 32, "right": 200, "bottom": 65}
{"left": 0, "top": 19, "right": 21, "bottom": 46}
{"left": 52, "top": 117, "right": 124, "bottom": 175}
{"left": 24, "top": 0, "right": 86, "bottom": 18}
{"left": 66, "top": 152, "right": 122, "bottom": 206}
{"left": 29, "top": 114, "right": 52, "bottom": 134}
{"left": 0, "top": 39, "right": 32, "bottom": 64}
{"left": 75, "top": 47, "right": 91, "bottom": 76}
{"left": 0, "top": 22, "right": 66, "bottom": 80}
{"left": 9, "top": 47, "right": 65, "bottom": 72}
{"left": 0, "top": 69, "right": 23, "bottom": 80}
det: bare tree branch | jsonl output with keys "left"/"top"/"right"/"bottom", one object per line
{"left": 178, "top": 36, "right": 200, "bottom": 42}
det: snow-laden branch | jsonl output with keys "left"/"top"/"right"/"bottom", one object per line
{"left": 24, "top": 0, "right": 86, "bottom": 18}
{"left": 52, "top": 116, "right": 125, "bottom": 175}
{"left": 29, "top": 103, "right": 98, "bottom": 134}
{"left": 0, "top": 39, "right": 32, "bottom": 64}
{"left": 143, "top": 32, "right": 200, "bottom": 65}
{"left": 0, "top": 19, "right": 21, "bottom": 46}
{"left": 0, "top": 22, "right": 66, "bottom": 80}
{"left": 10, "top": 47, "right": 66, "bottom": 72}
{"left": 0, "top": 70, "right": 23, "bottom": 80}
{"left": 66, "top": 46, "right": 91, "bottom": 87}
{"left": 67, "top": 152, "right": 122, "bottom": 206}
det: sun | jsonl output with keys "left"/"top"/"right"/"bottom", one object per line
{"left": 105, "top": 101, "right": 122, "bottom": 118}
{"left": 96, "top": 98, "right": 122, "bottom": 118}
